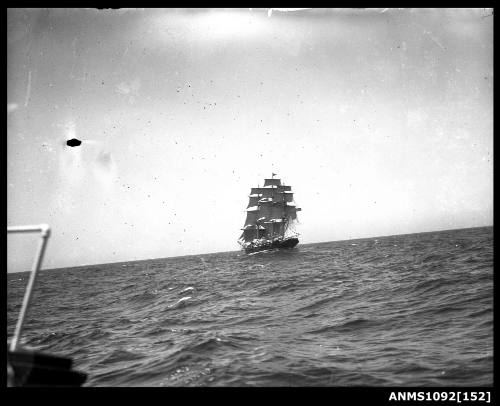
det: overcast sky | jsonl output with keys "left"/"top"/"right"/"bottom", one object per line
{"left": 7, "top": 8, "right": 493, "bottom": 272}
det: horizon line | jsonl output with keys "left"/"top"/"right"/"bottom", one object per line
{"left": 7, "top": 224, "right": 492, "bottom": 274}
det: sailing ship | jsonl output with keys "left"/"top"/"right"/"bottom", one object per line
{"left": 238, "top": 174, "right": 301, "bottom": 253}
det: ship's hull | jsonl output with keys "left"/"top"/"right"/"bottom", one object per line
{"left": 244, "top": 237, "right": 299, "bottom": 253}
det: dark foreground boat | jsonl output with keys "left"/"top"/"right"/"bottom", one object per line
{"left": 7, "top": 224, "right": 87, "bottom": 386}
{"left": 238, "top": 174, "right": 301, "bottom": 253}
{"left": 8, "top": 345, "right": 87, "bottom": 386}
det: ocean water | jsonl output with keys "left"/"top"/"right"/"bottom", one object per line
{"left": 7, "top": 226, "right": 493, "bottom": 387}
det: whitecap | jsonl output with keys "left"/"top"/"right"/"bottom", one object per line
{"left": 170, "top": 296, "right": 192, "bottom": 308}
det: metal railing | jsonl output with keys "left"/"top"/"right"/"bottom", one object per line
{"left": 7, "top": 224, "right": 51, "bottom": 352}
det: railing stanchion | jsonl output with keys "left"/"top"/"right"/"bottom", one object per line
{"left": 8, "top": 224, "right": 51, "bottom": 352}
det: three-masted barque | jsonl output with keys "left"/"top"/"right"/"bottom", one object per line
{"left": 238, "top": 174, "right": 301, "bottom": 253}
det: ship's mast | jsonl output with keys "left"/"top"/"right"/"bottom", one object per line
{"left": 282, "top": 179, "right": 286, "bottom": 237}
{"left": 272, "top": 172, "right": 278, "bottom": 239}
{"left": 256, "top": 182, "right": 259, "bottom": 240}
{"left": 271, "top": 172, "right": 275, "bottom": 205}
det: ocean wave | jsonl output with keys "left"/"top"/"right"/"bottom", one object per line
{"left": 7, "top": 226, "right": 493, "bottom": 386}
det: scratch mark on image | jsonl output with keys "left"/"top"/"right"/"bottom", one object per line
{"left": 24, "top": 70, "right": 32, "bottom": 107}
{"left": 424, "top": 30, "right": 446, "bottom": 51}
